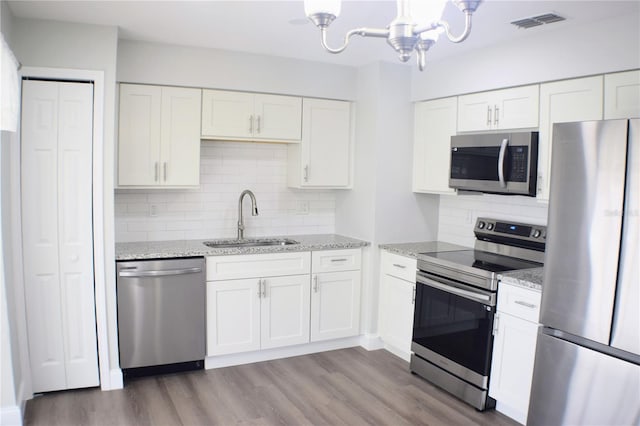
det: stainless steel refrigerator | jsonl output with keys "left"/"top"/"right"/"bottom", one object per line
{"left": 528, "top": 119, "right": 640, "bottom": 425}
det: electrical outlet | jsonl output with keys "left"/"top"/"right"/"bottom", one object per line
{"left": 149, "top": 204, "right": 158, "bottom": 217}
{"left": 296, "top": 200, "right": 310, "bottom": 215}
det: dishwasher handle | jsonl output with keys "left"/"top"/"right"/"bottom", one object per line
{"left": 118, "top": 267, "right": 202, "bottom": 278}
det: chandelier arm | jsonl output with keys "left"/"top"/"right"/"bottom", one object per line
{"left": 438, "top": 10, "right": 474, "bottom": 43}
{"left": 320, "top": 27, "right": 390, "bottom": 54}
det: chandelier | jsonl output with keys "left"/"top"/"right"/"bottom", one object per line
{"left": 304, "top": 0, "right": 482, "bottom": 70}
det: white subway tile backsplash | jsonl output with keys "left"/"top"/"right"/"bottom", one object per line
{"left": 437, "top": 193, "right": 548, "bottom": 247}
{"left": 115, "top": 141, "right": 337, "bottom": 242}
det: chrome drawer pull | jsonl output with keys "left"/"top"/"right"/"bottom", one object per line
{"left": 515, "top": 300, "right": 536, "bottom": 309}
{"left": 331, "top": 258, "right": 348, "bottom": 262}
{"left": 392, "top": 263, "right": 406, "bottom": 269}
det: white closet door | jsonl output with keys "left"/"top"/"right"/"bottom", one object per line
{"left": 21, "top": 80, "right": 99, "bottom": 393}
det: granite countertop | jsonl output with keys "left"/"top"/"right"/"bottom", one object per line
{"left": 115, "top": 234, "right": 370, "bottom": 260}
{"left": 378, "top": 241, "right": 471, "bottom": 259}
{"left": 499, "top": 267, "right": 544, "bottom": 292}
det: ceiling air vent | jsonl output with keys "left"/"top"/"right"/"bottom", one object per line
{"left": 511, "top": 13, "right": 566, "bottom": 29}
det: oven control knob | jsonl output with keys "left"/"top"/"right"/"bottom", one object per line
{"left": 477, "top": 221, "right": 486, "bottom": 229}
{"left": 487, "top": 223, "right": 495, "bottom": 231}
{"left": 532, "top": 229, "right": 542, "bottom": 238}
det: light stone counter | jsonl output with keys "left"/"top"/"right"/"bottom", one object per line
{"left": 498, "top": 267, "right": 544, "bottom": 292}
{"left": 378, "top": 241, "right": 470, "bottom": 259}
{"left": 116, "top": 234, "right": 369, "bottom": 261}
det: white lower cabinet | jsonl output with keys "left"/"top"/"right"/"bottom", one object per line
{"left": 310, "top": 249, "right": 362, "bottom": 342}
{"left": 378, "top": 250, "right": 417, "bottom": 361}
{"left": 206, "top": 249, "right": 362, "bottom": 357}
{"left": 490, "top": 282, "right": 542, "bottom": 425}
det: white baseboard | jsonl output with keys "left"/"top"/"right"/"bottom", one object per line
{"left": 383, "top": 344, "right": 411, "bottom": 362}
{"left": 1, "top": 405, "right": 23, "bottom": 426}
{"left": 359, "top": 333, "right": 385, "bottom": 351}
{"left": 102, "top": 368, "right": 123, "bottom": 390}
{"left": 495, "top": 401, "right": 525, "bottom": 425}
{"left": 205, "top": 336, "right": 361, "bottom": 369}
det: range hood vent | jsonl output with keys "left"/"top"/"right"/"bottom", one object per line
{"left": 511, "top": 13, "right": 566, "bottom": 29}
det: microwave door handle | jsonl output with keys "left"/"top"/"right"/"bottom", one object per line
{"left": 498, "top": 138, "right": 508, "bottom": 188}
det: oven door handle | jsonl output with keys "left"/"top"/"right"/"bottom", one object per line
{"left": 498, "top": 138, "right": 508, "bottom": 188}
{"left": 416, "top": 273, "right": 495, "bottom": 305}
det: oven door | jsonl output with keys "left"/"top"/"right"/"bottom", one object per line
{"left": 449, "top": 132, "right": 537, "bottom": 196}
{"left": 412, "top": 271, "right": 496, "bottom": 388}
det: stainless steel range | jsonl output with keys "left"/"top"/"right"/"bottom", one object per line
{"left": 410, "top": 217, "right": 546, "bottom": 411}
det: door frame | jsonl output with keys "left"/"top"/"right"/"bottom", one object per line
{"left": 15, "top": 66, "right": 116, "bottom": 393}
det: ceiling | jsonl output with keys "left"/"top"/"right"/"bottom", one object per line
{"left": 6, "top": 0, "right": 640, "bottom": 68}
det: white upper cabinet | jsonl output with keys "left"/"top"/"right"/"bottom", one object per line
{"left": 457, "top": 85, "right": 539, "bottom": 132}
{"left": 412, "top": 97, "right": 457, "bottom": 194}
{"left": 201, "top": 89, "right": 302, "bottom": 142}
{"left": 118, "top": 84, "right": 201, "bottom": 187}
{"left": 288, "top": 98, "right": 353, "bottom": 188}
{"left": 537, "top": 76, "right": 603, "bottom": 201}
{"left": 604, "top": 70, "right": 640, "bottom": 119}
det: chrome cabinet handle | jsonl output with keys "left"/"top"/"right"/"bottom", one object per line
{"left": 493, "top": 313, "right": 500, "bottom": 336}
{"left": 313, "top": 275, "right": 319, "bottom": 293}
{"left": 392, "top": 263, "right": 406, "bottom": 269}
{"left": 163, "top": 162, "right": 168, "bottom": 181}
{"left": 515, "top": 300, "right": 537, "bottom": 309}
{"left": 304, "top": 165, "right": 309, "bottom": 182}
{"left": 412, "top": 285, "right": 416, "bottom": 304}
{"left": 256, "top": 115, "right": 261, "bottom": 133}
{"left": 154, "top": 162, "right": 159, "bottom": 182}
{"left": 257, "top": 279, "right": 262, "bottom": 298}
{"left": 498, "top": 138, "right": 508, "bottom": 188}
{"left": 249, "top": 115, "right": 254, "bottom": 134}
{"left": 487, "top": 106, "right": 492, "bottom": 126}
{"left": 494, "top": 105, "right": 499, "bottom": 126}
{"left": 262, "top": 279, "right": 267, "bottom": 298}
{"left": 331, "top": 258, "right": 348, "bottom": 263}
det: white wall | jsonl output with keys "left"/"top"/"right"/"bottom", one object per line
{"left": 10, "top": 17, "right": 122, "bottom": 387}
{"left": 115, "top": 141, "right": 337, "bottom": 242}
{"left": 117, "top": 40, "right": 358, "bottom": 100}
{"left": 412, "top": 13, "right": 640, "bottom": 100}
{"left": 336, "top": 62, "right": 440, "bottom": 336}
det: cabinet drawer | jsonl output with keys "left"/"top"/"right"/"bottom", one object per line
{"left": 312, "top": 249, "right": 361, "bottom": 273}
{"left": 380, "top": 250, "right": 417, "bottom": 282}
{"left": 206, "top": 252, "right": 311, "bottom": 281}
{"left": 497, "top": 281, "right": 541, "bottom": 323}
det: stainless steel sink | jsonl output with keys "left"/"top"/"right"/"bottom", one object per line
{"left": 203, "top": 238, "right": 299, "bottom": 249}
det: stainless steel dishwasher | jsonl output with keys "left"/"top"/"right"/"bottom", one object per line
{"left": 116, "top": 257, "right": 205, "bottom": 372}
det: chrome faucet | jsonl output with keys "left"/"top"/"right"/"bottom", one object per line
{"left": 237, "top": 189, "right": 259, "bottom": 239}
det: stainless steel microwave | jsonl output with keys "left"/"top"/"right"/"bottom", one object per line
{"left": 449, "top": 131, "right": 538, "bottom": 196}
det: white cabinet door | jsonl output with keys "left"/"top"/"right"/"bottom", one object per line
{"left": 537, "top": 76, "right": 603, "bottom": 201}
{"left": 489, "top": 312, "right": 539, "bottom": 425}
{"left": 118, "top": 84, "right": 162, "bottom": 186}
{"left": 260, "top": 275, "right": 311, "bottom": 349}
{"left": 254, "top": 94, "right": 302, "bottom": 141}
{"left": 379, "top": 274, "right": 415, "bottom": 361}
{"left": 458, "top": 85, "right": 539, "bottom": 132}
{"left": 207, "top": 279, "right": 261, "bottom": 356}
{"left": 118, "top": 84, "right": 201, "bottom": 187}
{"left": 201, "top": 89, "right": 254, "bottom": 139}
{"left": 412, "top": 97, "right": 457, "bottom": 194}
{"left": 21, "top": 80, "right": 99, "bottom": 393}
{"left": 604, "top": 70, "right": 640, "bottom": 119}
{"left": 310, "top": 270, "right": 361, "bottom": 342}
{"left": 288, "top": 98, "right": 352, "bottom": 188}
{"left": 201, "top": 90, "right": 302, "bottom": 142}
{"left": 160, "top": 86, "right": 202, "bottom": 186}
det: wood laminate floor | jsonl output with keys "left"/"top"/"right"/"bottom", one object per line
{"left": 24, "top": 348, "right": 518, "bottom": 426}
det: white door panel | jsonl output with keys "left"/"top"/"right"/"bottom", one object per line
{"left": 260, "top": 275, "right": 310, "bottom": 349}
{"left": 21, "top": 80, "right": 99, "bottom": 393}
